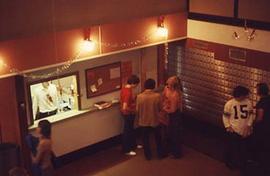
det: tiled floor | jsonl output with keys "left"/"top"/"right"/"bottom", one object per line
{"left": 55, "top": 145, "right": 240, "bottom": 176}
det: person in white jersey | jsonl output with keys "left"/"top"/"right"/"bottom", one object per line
{"left": 223, "top": 85, "right": 254, "bottom": 170}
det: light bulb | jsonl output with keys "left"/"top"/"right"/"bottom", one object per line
{"left": 233, "top": 32, "right": 240, "bottom": 39}
{"left": 0, "top": 59, "right": 3, "bottom": 67}
{"left": 0, "top": 58, "right": 6, "bottom": 68}
{"left": 156, "top": 26, "right": 168, "bottom": 38}
{"left": 82, "top": 39, "right": 95, "bottom": 52}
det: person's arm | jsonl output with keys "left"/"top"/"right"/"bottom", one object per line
{"left": 179, "top": 91, "right": 183, "bottom": 112}
{"left": 164, "top": 94, "right": 179, "bottom": 113}
{"left": 242, "top": 102, "right": 255, "bottom": 137}
{"left": 32, "top": 91, "right": 39, "bottom": 119}
{"left": 255, "top": 100, "right": 264, "bottom": 123}
{"left": 136, "top": 95, "right": 141, "bottom": 114}
{"left": 256, "top": 108, "right": 264, "bottom": 122}
{"left": 51, "top": 83, "right": 60, "bottom": 110}
{"left": 222, "top": 102, "right": 233, "bottom": 132}
{"left": 32, "top": 141, "right": 45, "bottom": 164}
{"left": 247, "top": 102, "right": 255, "bottom": 126}
{"left": 122, "top": 91, "right": 132, "bottom": 114}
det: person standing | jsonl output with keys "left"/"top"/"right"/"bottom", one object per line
{"left": 32, "top": 82, "right": 58, "bottom": 120}
{"left": 31, "top": 120, "right": 54, "bottom": 176}
{"left": 120, "top": 75, "right": 140, "bottom": 156}
{"left": 254, "top": 83, "right": 270, "bottom": 175}
{"left": 162, "top": 76, "right": 183, "bottom": 158}
{"left": 136, "top": 79, "right": 164, "bottom": 160}
{"left": 222, "top": 86, "right": 254, "bottom": 169}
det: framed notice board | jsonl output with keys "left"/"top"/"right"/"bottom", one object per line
{"left": 85, "top": 62, "right": 122, "bottom": 98}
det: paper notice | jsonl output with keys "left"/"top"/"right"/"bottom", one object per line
{"left": 90, "top": 84, "right": 97, "bottom": 92}
{"left": 146, "top": 71, "right": 156, "bottom": 80}
{"left": 110, "top": 67, "right": 120, "bottom": 79}
{"left": 97, "top": 78, "right": 103, "bottom": 86}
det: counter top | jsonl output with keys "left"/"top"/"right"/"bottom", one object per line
{"left": 28, "top": 102, "right": 119, "bottom": 130}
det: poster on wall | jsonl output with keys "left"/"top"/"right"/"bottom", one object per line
{"left": 85, "top": 62, "right": 122, "bottom": 98}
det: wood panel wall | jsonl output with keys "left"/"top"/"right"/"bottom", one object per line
{"left": 239, "top": 0, "right": 270, "bottom": 23}
{"left": 0, "top": 77, "right": 20, "bottom": 143}
{"left": 189, "top": 0, "right": 234, "bottom": 17}
{"left": 0, "top": 0, "right": 186, "bottom": 41}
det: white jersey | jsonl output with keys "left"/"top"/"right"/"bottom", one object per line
{"left": 222, "top": 98, "right": 254, "bottom": 136}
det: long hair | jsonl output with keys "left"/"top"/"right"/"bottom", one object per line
{"left": 167, "top": 76, "right": 182, "bottom": 92}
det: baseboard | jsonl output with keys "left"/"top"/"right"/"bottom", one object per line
{"left": 55, "top": 116, "right": 226, "bottom": 168}
{"left": 56, "top": 135, "right": 121, "bottom": 167}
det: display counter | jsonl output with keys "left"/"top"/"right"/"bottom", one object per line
{"left": 29, "top": 109, "right": 89, "bottom": 130}
{"left": 29, "top": 99, "right": 120, "bottom": 129}
{"left": 29, "top": 103, "right": 123, "bottom": 156}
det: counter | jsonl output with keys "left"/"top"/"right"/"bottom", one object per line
{"left": 30, "top": 103, "right": 123, "bottom": 157}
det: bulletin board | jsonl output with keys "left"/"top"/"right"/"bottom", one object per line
{"left": 85, "top": 62, "right": 122, "bottom": 98}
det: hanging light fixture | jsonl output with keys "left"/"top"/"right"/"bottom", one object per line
{"left": 233, "top": 19, "right": 256, "bottom": 41}
{"left": 156, "top": 16, "right": 168, "bottom": 38}
{"left": 82, "top": 28, "right": 95, "bottom": 52}
{"left": 248, "top": 29, "right": 256, "bottom": 41}
{"left": 233, "top": 31, "right": 240, "bottom": 39}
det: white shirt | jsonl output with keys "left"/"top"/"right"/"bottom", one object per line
{"left": 222, "top": 98, "right": 254, "bottom": 136}
{"left": 32, "top": 83, "right": 58, "bottom": 119}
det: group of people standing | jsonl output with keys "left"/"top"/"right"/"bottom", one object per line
{"left": 222, "top": 83, "right": 270, "bottom": 175}
{"left": 120, "top": 75, "right": 183, "bottom": 160}
{"left": 120, "top": 74, "right": 270, "bottom": 175}
{"left": 24, "top": 74, "right": 269, "bottom": 176}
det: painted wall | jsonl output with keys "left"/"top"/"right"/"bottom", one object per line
{"left": 0, "top": 12, "right": 187, "bottom": 78}
{"left": 140, "top": 46, "right": 158, "bottom": 89}
{"left": 239, "top": 0, "right": 270, "bottom": 23}
{"left": 189, "top": 0, "right": 234, "bottom": 17}
{"left": 187, "top": 19, "right": 270, "bottom": 53}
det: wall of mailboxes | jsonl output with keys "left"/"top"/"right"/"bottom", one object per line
{"left": 168, "top": 42, "right": 270, "bottom": 126}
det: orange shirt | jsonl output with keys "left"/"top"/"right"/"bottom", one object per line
{"left": 162, "top": 87, "right": 182, "bottom": 113}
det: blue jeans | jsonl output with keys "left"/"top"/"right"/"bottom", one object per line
{"left": 168, "top": 110, "right": 182, "bottom": 158}
{"left": 122, "top": 114, "right": 136, "bottom": 153}
{"left": 141, "top": 126, "right": 163, "bottom": 159}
